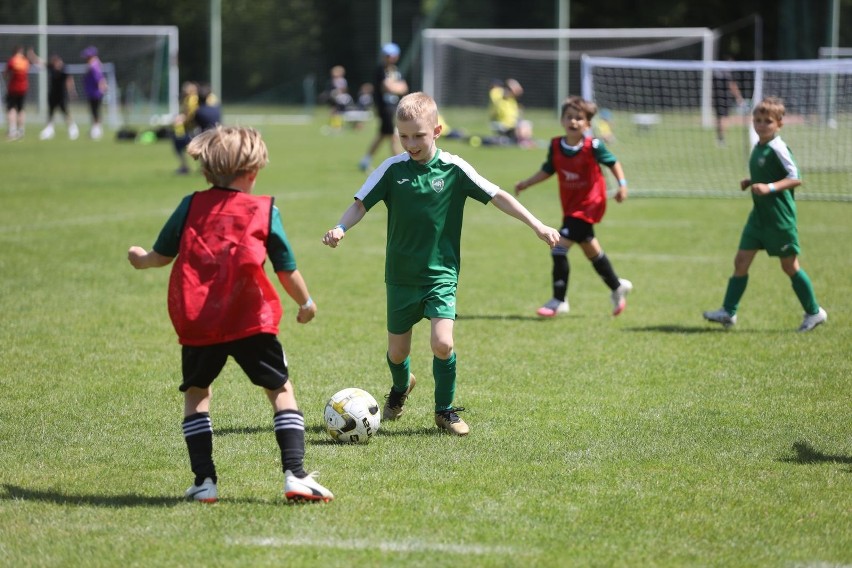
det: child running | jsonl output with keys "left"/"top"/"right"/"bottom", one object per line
{"left": 128, "top": 126, "right": 333, "bottom": 503}
{"left": 515, "top": 95, "right": 632, "bottom": 318}
{"left": 323, "top": 92, "right": 560, "bottom": 436}
{"left": 703, "top": 96, "right": 827, "bottom": 331}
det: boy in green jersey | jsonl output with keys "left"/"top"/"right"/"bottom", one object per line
{"left": 704, "top": 96, "right": 827, "bottom": 332}
{"left": 323, "top": 92, "right": 561, "bottom": 435}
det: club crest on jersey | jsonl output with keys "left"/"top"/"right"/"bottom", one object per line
{"left": 431, "top": 179, "right": 445, "bottom": 193}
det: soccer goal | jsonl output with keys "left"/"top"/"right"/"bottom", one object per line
{"left": 0, "top": 25, "right": 178, "bottom": 128}
{"left": 581, "top": 56, "right": 852, "bottom": 201}
{"left": 421, "top": 28, "right": 714, "bottom": 111}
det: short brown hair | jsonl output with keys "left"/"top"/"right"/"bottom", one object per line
{"left": 753, "top": 96, "right": 785, "bottom": 122}
{"left": 561, "top": 96, "right": 598, "bottom": 121}
{"left": 396, "top": 92, "right": 438, "bottom": 124}
{"left": 187, "top": 126, "right": 269, "bottom": 188}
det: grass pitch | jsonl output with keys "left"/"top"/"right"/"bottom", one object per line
{"left": 0, "top": 109, "right": 849, "bottom": 567}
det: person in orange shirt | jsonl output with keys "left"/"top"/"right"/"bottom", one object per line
{"left": 4, "top": 46, "right": 36, "bottom": 140}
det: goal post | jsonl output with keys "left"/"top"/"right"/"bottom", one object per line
{"left": 581, "top": 56, "right": 852, "bottom": 200}
{"left": 421, "top": 27, "right": 715, "bottom": 112}
{"left": 0, "top": 24, "right": 178, "bottom": 127}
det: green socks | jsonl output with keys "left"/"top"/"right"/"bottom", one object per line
{"left": 433, "top": 352, "right": 457, "bottom": 412}
{"left": 386, "top": 354, "right": 411, "bottom": 393}
{"left": 723, "top": 270, "right": 819, "bottom": 316}
{"left": 790, "top": 269, "right": 820, "bottom": 315}
{"left": 723, "top": 274, "right": 748, "bottom": 315}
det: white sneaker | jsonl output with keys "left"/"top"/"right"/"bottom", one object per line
{"left": 610, "top": 278, "right": 633, "bottom": 316}
{"left": 357, "top": 157, "right": 370, "bottom": 172}
{"left": 185, "top": 477, "right": 218, "bottom": 503}
{"left": 798, "top": 307, "right": 827, "bottom": 332}
{"left": 703, "top": 308, "right": 737, "bottom": 328}
{"left": 90, "top": 124, "right": 103, "bottom": 140}
{"left": 40, "top": 124, "right": 55, "bottom": 140}
{"left": 285, "top": 470, "right": 334, "bottom": 503}
{"left": 68, "top": 123, "right": 79, "bottom": 140}
{"left": 536, "top": 298, "right": 569, "bottom": 317}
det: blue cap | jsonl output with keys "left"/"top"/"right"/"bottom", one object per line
{"left": 81, "top": 46, "right": 98, "bottom": 58}
{"left": 382, "top": 43, "right": 400, "bottom": 57}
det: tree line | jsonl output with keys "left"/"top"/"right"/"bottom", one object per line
{"left": 1, "top": 0, "right": 847, "bottom": 102}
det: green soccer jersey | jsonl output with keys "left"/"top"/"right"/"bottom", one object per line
{"left": 356, "top": 149, "right": 498, "bottom": 286}
{"left": 747, "top": 135, "right": 800, "bottom": 230}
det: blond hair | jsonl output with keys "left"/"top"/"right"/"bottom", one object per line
{"left": 187, "top": 126, "right": 269, "bottom": 187}
{"left": 396, "top": 92, "right": 438, "bottom": 124}
{"left": 753, "top": 96, "right": 785, "bottom": 122}
{"left": 561, "top": 96, "right": 598, "bottom": 121}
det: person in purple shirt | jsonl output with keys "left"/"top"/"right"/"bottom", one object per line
{"left": 81, "top": 46, "right": 107, "bottom": 140}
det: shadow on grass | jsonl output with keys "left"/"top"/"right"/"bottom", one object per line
{"left": 779, "top": 441, "right": 852, "bottom": 469}
{"left": 1, "top": 484, "right": 183, "bottom": 507}
{"left": 0, "top": 484, "right": 283, "bottom": 507}
{"left": 217, "top": 425, "right": 268, "bottom": 436}
{"left": 309, "top": 424, "right": 448, "bottom": 445}
{"left": 456, "top": 314, "right": 548, "bottom": 322}
{"left": 625, "top": 324, "right": 736, "bottom": 334}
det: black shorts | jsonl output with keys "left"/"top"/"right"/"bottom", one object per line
{"left": 179, "top": 333, "right": 289, "bottom": 392}
{"left": 378, "top": 107, "right": 396, "bottom": 135}
{"left": 560, "top": 216, "right": 596, "bottom": 243}
{"left": 48, "top": 96, "right": 68, "bottom": 116}
{"left": 5, "top": 93, "right": 25, "bottom": 112}
{"left": 88, "top": 98, "right": 102, "bottom": 122}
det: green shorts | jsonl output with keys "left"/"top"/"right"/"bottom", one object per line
{"left": 738, "top": 221, "right": 800, "bottom": 257}
{"left": 386, "top": 282, "right": 457, "bottom": 335}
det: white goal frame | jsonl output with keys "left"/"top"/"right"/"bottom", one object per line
{"left": 0, "top": 24, "right": 178, "bottom": 126}
{"left": 581, "top": 55, "right": 852, "bottom": 129}
{"left": 580, "top": 55, "right": 852, "bottom": 200}
{"left": 421, "top": 27, "right": 715, "bottom": 111}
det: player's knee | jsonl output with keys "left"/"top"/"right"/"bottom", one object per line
{"left": 387, "top": 348, "right": 410, "bottom": 364}
{"left": 431, "top": 339, "right": 453, "bottom": 359}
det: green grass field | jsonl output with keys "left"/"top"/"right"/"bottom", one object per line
{"left": 1, "top": 110, "right": 850, "bottom": 567}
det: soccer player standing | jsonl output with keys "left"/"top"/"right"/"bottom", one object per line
{"left": 704, "top": 96, "right": 827, "bottom": 331}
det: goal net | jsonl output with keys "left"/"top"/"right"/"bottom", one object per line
{"left": 0, "top": 25, "right": 178, "bottom": 128}
{"left": 581, "top": 56, "right": 852, "bottom": 201}
{"left": 421, "top": 28, "right": 714, "bottom": 111}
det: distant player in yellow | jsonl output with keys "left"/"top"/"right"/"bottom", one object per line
{"left": 703, "top": 96, "right": 827, "bottom": 331}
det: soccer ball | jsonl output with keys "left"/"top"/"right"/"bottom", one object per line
{"left": 323, "top": 388, "right": 381, "bottom": 444}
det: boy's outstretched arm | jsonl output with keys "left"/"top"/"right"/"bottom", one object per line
{"left": 490, "top": 190, "right": 561, "bottom": 248}
{"left": 322, "top": 199, "right": 367, "bottom": 248}
{"left": 127, "top": 246, "right": 173, "bottom": 269}
{"left": 609, "top": 161, "right": 628, "bottom": 203}
{"left": 277, "top": 268, "right": 317, "bottom": 324}
{"left": 514, "top": 170, "right": 551, "bottom": 195}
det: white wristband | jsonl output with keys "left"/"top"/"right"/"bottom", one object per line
{"left": 768, "top": 183, "right": 776, "bottom": 193}
{"left": 618, "top": 179, "right": 627, "bottom": 187}
{"left": 300, "top": 297, "right": 313, "bottom": 310}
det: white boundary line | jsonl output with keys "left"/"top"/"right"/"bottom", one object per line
{"left": 226, "top": 535, "right": 522, "bottom": 556}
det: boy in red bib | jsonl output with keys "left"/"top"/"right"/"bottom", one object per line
{"left": 128, "top": 126, "right": 332, "bottom": 503}
{"left": 515, "top": 96, "right": 632, "bottom": 317}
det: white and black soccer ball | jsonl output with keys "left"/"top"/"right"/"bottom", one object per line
{"left": 323, "top": 388, "right": 381, "bottom": 444}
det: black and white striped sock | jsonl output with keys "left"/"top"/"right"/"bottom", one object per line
{"left": 183, "top": 412, "right": 216, "bottom": 485}
{"left": 274, "top": 410, "right": 306, "bottom": 478}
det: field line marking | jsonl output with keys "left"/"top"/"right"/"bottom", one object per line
{"left": 226, "top": 535, "right": 523, "bottom": 556}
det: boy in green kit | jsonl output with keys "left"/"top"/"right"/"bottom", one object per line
{"left": 323, "top": 92, "right": 561, "bottom": 435}
{"left": 704, "top": 96, "right": 827, "bottom": 332}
